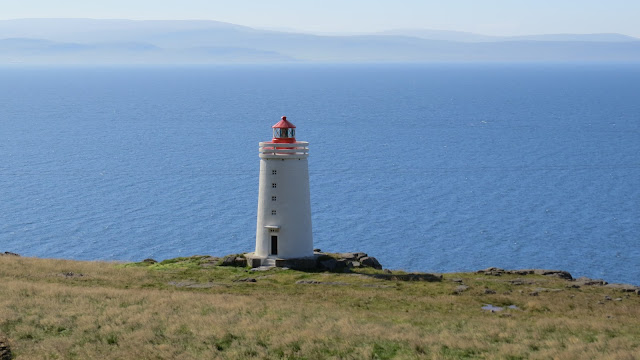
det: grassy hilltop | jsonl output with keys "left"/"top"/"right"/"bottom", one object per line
{"left": 1, "top": 255, "right": 639, "bottom": 359}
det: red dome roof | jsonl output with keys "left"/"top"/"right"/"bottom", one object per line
{"left": 272, "top": 116, "right": 296, "bottom": 129}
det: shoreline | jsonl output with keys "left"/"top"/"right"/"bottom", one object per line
{"left": 3, "top": 250, "right": 639, "bottom": 289}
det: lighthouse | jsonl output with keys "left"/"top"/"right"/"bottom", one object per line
{"left": 248, "top": 116, "right": 314, "bottom": 266}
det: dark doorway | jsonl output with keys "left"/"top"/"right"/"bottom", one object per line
{"left": 271, "top": 235, "right": 278, "bottom": 255}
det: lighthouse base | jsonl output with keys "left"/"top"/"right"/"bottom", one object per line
{"left": 245, "top": 252, "right": 318, "bottom": 270}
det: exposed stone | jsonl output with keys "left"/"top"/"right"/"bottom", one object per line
{"left": 295, "top": 280, "right": 349, "bottom": 286}
{"left": 233, "top": 278, "right": 257, "bottom": 283}
{"left": 614, "top": 298, "right": 623, "bottom": 301}
{"left": 201, "top": 256, "right": 222, "bottom": 267}
{"left": 484, "top": 289, "right": 497, "bottom": 294}
{"left": 319, "top": 259, "right": 338, "bottom": 271}
{"left": 275, "top": 257, "right": 317, "bottom": 271}
{"left": 233, "top": 257, "right": 247, "bottom": 267}
{"left": 334, "top": 259, "right": 349, "bottom": 271}
{"left": 351, "top": 261, "right": 361, "bottom": 268}
{"left": 454, "top": 285, "right": 470, "bottom": 294}
{"left": 370, "top": 273, "right": 442, "bottom": 282}
{"left": 604, "top": 296, "right": 612, "bottom": 301}
{"left": 313, "top": 248, "right": 322, "bottom": 253}
{"left": 574, "top": 277, "right": 607, "bottom": 286}
{"left": 296, "top": 280, "right": 321, "bottom": 284}
{"left": 530, "top": 269, "right": 573, "bottom": 280}
{"left": 2, "top": 252, "right": 20, "bottom": 257}
{"left": 221, "top": 255, "right": 237, "bottom": 266}
{"left": 508, "top": 270, "right": 534, "bottom": 275}
{"left": 339, "top": 252, "right": 368, "bottom": 261}
{"left": 61, "top": 272, "right": 84, "bottom": 278}
{"left": 360, "top": 256, "right": 382, "bottom": 270}
{"left": 450, "top": 278, "right": 464, "bottom": 283}
{"left": 142, "top": 258, "right": 157, "bottom": 264}
{"left": 605, "top": 283, "right": 640, "bottom": 292}
{"left": 529, "top": 291, "right": 539, "bottom": 296}
{"left": 0, "top": 333, "right": 11, "bottom": 360}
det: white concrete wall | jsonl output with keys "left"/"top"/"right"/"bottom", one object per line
{"left": 255, "top": 142, "right": 313, "bottom": 259}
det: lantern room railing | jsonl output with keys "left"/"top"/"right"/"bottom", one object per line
{"left": 259, "top": 141, "right": 309, "bottom": 159}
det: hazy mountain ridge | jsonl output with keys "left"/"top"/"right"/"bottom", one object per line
{"left": 1, "top": 19, "right": 639, "bottom": 64}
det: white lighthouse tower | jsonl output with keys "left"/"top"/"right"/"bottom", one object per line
{"left": 249, "top": 116, "right": 313, "bottom": 266}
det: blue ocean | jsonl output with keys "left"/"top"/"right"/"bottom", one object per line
{"left": 1, "top": 64, "right": 638, "bottom": 285}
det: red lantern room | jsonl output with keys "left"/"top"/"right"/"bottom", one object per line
{"left": 272, "top": 116, "right": 296, "bottom": 143}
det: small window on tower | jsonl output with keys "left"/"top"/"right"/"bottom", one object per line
{"left": 272, "top": 170, "right": 277, "bottom": 175}
{"left": 272, "top": 183, "right": 277, "bottom": 188}
{"left": 271, "top": 210, "right": 277, "bottom": 215}
{"left": 272, "top": 196, "right": 276, "bottom": 201}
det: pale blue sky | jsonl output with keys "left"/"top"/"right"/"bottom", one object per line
{"left": 2, "top": 0, "right": 639, "bottom": 37}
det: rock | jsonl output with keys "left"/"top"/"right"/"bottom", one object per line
{"left": 0, "top": 334, "right": 11, "bottom": 360}
{"left": 313, "top": 248, "right": 322, "bottom": 253}
{"left": 604, "top": 296, "right": 612, "bottom": 301}
{"left": 339, "top": 252, "right": 367, "bottom": 261}
{"left": 335, "top": 259, "right": 349, "bottom": 270}
{"left": 529, "top": 291, "right": 539, "bottom": 296}
{"left": 477, "top": 267, "right": 505, "bottom": 276}
{"left": 530, "top": 269, "right": 573, "bottom": 280}
{"left": 605, "top": 283, "right": 639, "bottom": 292}
{"left": 201, "top": 256, "right": 222, "bottom": 267}
{"left": 350, "top": 261, "right": 361, "bottom": 268}
{"left": 614, "top": 298, "right": 623, "bottom": 301}
{"left": 142, "top": 258, "right": 157, "bottom": 264}
{"left": 507, "top": 270, "right": 534, "bottom": 275}
{"left": 383, "top": 269, "right": 392, "bottom": 274}
{"left": 221, "top": 255, "right": 237, "bottom": 266}
{"left": 233, "top": 257, "right": 247, "bottom": 267}
{"left": 319, "top": 259, "right": 338, "bottom": 271}
{"left": 360, "top": 256, "right": 382, "bottom": 270}
{"left": 450, "top": 278, "right": 464, "bottom": 283}
{"left": 296, "top": 280, "right": 321, "bottom": 285}
{"left": 233, "top": 278, "right": 257, "bottom": 283}
{"left": 371, "top": 273, "right": 442, "bottom": 282}
{"left": 574, "top": 277, "right": 607, "bottom": 286}
{"left": 275, "top": 258, "right": 317, "bottom": 271}
{"left": 509, "top": 278, "right": 529, "bottom": 285}
{"left": 454, "top": 285, "right": 470, "bottom": 294}
{"left": 2, "top": 252, "right": 20, "bottom": 257}
{"left": 61, "top": 272, "right": 84, "bottom": 278}
{"left": 484, "top": 289, "right": 497, "bottom": 294}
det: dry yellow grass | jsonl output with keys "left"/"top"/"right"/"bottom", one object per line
{"left": 1, "top": 255, "right": 639, "bottom": 359}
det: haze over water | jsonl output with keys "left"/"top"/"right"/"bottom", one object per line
{"left": 1, "top": 64, "right": 638, "bottom": 284}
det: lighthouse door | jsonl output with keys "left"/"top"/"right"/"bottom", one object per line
{"left": 270, "top": 236, "right": 278, "bottom": 255}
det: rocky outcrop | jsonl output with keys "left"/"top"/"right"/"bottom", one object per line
{"left": 0, "top": 334, "right": 11, "bottom": 360}
{"left": 220, "top": 255, "right": 247, "bottom": 267}
{"left": 317, "top": 252, "right": 383, "bottom": 271}
{"left": 0, "top": 252, "right": 19, "bottom": 257}
{"left": 369, "top": 273, "right": 442, "bottom": 282}
{"left": 360, "top": 257, "right": 382, "bottom": 270}
{"left": 476, "top": 267, "right": 573, "bottom": 280}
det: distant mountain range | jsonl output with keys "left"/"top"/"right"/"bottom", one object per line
{"left": 1, "top": 19, "right": 639, "bottom": 64}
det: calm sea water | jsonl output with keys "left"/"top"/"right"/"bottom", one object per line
{"left": 1, "top": 64, "right": 639, "bottom": 284}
